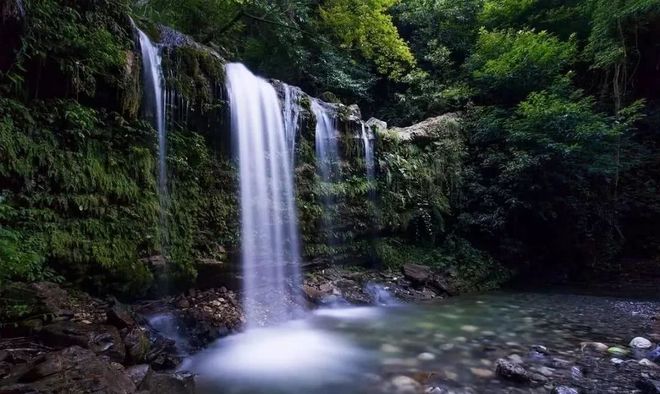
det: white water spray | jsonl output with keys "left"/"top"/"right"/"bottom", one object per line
{"left": 225, "top": 63, "right": 302, "bottom": 328}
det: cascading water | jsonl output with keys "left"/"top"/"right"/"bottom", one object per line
{"left": 225, "top": 63, "right": 302, "bottom": 328}
{"left": 283, "top": 84, "right": 302, "bottom": 166}
{"left": 312, "top": 99, "right": 339, "bottom": 183}
{"left": 360, "top": 122, "right": 375, "bottom": 184}
{"left": 138, "top": 29, "right": 169, "bottom": 248}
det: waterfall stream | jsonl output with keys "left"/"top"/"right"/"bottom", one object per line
{"left": 360, "top": 122, "right": 375, "bottom": 185}
{"left": 138, "top": 29, "right": 169, "bottom": 251}
{"left": 225, "top": 63, "right": 302, "bottom": 328}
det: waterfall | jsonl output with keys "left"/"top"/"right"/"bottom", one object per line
{"left": 225, "top": 63, "right": 302, "bottom": 328}
{"left": 283, "top": 84, "right": 302, "bottom": 166}
{"left": 311, "top": 99, "right": 339, "bottom": 183}
{"left": 138, "top": 29, "right": 169, "bottom": 251}
{"left": 360, "top": 122, "right": 375, "bottom": 183}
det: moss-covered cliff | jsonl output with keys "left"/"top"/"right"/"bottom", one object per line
{"left": 0, "top": 0, "right": 505, "bottom": 296}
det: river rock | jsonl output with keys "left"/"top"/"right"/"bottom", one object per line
{"left": 40, "top": 321, "right": 125, "bottom": 362}
{"left": 637, "top": 378, "right": 660, "bottom": 394}
{"left": 630, "top": 337, "right": 654, "bottom": 349}
{"left": 139, "top": 370, "right": 196, "bottom": 394}
{"left": 417, "top": 352, "right": 436, "bottom": 361}
{"left": 552, "top": 386, "right": 579, "bottom": 394}
{"left": 580, "top": 342, "right": 608, "bottom": 353}
{"left": 383, "top": 375, "right": 423, "bottom": 394}
{"left": 495, "top": 358, "right": 530, "bottom": 383}
{"left": 0, "top": 346, "right": 135, "bottom": 393}
{"left": 507, "top": 354, "right": 524, "bottom": 364}
{"left": 607, "top": 346, "right": 629, "bottom": 356}
{"left": 402, "top": 264, "right": 432, "bottom": 285}
{"left": 470, "top": 367, "right": 494, "bottom": 379}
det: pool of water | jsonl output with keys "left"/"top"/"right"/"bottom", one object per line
{"left": 183, "top": 291, "right": 660, "bottom": 393}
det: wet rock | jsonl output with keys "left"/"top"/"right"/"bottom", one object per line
{"left": 107, "top": 301, "right": 136, "bottom": 329}
{"left": 139, "top": 371, "right": 196, "bottom": 394}
{"left": 125, "top": 364, "right": 151, "bottom": 387}
{"left": 552, "top": 386, "right": 579, "bottom": 394}
{"left": 402, "top": 264, "right": 432, "bottom": 285}
{"left": 630, "top": 337, "right": 654, "bottom": 349}
{"left": 383, "top": 375, "right": 423, "bottom": 394}
{"left": 390, "top": 113, "right": 461, "bottom": 143}
{"left": 637, "top": 378, "right": 660, "bottom": 394}
{"left": 125, "top": 327, "right": 150, "bottom": 363}
{"left": 580, "top": 342, "right": 608, "bottom": 353}
{"left": 146, "top": 336, "right": 181, "bottom": 370}
{"left": 610, "top": 357, "right": 625, "bottom": 366}
{"left": 495, "top": 358, "right": 530, "bottom": 383}
{"left": 1, "top": 346, "right": 135, "bottom": 393}
{"left": 40, "top": 321, "right": 125, "bottom": 362}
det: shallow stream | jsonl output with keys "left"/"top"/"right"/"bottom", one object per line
{"left": 181, "top": 291, "right": 660, "bottom": 393}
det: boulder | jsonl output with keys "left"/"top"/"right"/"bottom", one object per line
{"left": 139, "top": 371, "right": 195, "bottom": 394}
{"left": 402, "top": 264, "right": 432, "bottom": 285}
{"left": 495, "top": 358, "right": 530, "bottom": 383}
{"left": 1, "top": 346, "right": 135, "bottom": 393}
{"left": 389, "top": 113, "right": 461, "bottom": 143}
{"left": 366, "top": 117, "right": 388, "bottom": 132}
{"left": 40, "top": 321, "right": 125, "bottom": 362}
{"left": 630, "top": 337, "right": 654, "bottom": 349}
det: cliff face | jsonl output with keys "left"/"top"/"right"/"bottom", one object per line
{"left": 0, "top": 0, "right": 488, "bottom": 296}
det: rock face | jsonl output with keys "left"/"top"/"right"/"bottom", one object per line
{"left": 139, "top": 371, "right": 196, "bottom": 394}
{"left": 402, "top": 264, "right": 432, "bottom": 285}
{"left": 39, "top": 321, "right": 126, "bottom": 362}
{"left": 0, "top": 346, "right": 135, "bottom": 393}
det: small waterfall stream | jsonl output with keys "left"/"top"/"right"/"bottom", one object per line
{"left": 312, "top": 99, "right": 339, "bottom": 183}
{"left": 360, "top": 122, "right": 375, "bottom": 185}
{"left": 138, "top": 29, "right": 169, "bottom": 250}
{"left": 283, "top": 84, "right": 302, "bottom": 166}
{"left": 225, "top": 63, "right": 302, "bottom": 328}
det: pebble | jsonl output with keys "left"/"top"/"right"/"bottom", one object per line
{"left": 630, "top": 337, "right": 654, "bottom": 349}
{"left": 417, "top": 352, "right": 435, "bottom": 361}
{"left": 607, "top": 346, "right": 630, "bottom": 356}
{"left": 460, "top": 325, "right": 478, "bottom": 333}
{"left": 536, "top": 366, "right": 554, "bottom": 377}
{"left": 470, "top": 367, "right": 495, "bottom": 379}
{"left": 611, "top": 358, "right": 625, "bottom": 365}
{"left": 381, "top": 344, "right": 401, "bottom": 353}
{"left": 387, "top": 375, "right": 422, "bottom": 394}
